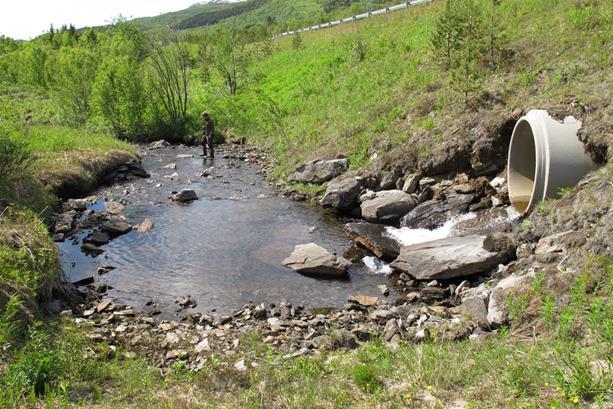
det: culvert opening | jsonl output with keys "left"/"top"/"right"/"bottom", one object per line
{"left": 508, "top": 120, "right": 536, "bottom": 213}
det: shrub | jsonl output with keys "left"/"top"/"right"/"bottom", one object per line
{"left": 0, "top": 131, "right": 31, "bottom": 182}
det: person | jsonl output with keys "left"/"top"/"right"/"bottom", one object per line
{"left": 201, "top": 112, "right": 215, "bottom": 158}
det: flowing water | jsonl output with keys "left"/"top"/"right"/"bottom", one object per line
{"left": 58, "top": 145, "right": 388, "bottom": 317}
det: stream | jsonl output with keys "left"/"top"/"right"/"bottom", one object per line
{"left": 57, "top": 145, "right": 389, "bottom": 317}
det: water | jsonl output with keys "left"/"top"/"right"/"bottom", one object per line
{"left": 58, "top": 145, "right": 388, "bottom": 316}
{"left": 385, "top": 207, "right": 520, "bottom": 247}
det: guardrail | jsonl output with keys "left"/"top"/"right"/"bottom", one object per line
{"left": 272, "top": 0, "right": 433, "bottom": 38}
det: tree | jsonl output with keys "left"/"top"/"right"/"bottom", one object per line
{"left": 210, "top": 28, "right": 251, "bottom": 96}
{"left": 93, "top": 56, "right": 146, "bottom": 139}
{"left": 51, "top": 47, "right": 98, "bottom": 124}
{"left": 147, "top": 35, "right": 190, "bottom": 137}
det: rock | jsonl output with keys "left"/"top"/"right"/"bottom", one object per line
{"left": 162, "top": 163, "right": 177, "bottom": 169}
{"left": 97, "top": 265, "right": 116, "bottom": 275}
{"left": 149, "top": 140, "right": 170, "bottom": 150}
{"left": 383, "top": 319, "right": 399, "bottom": 342}
{"left": 105, "top": 201, "right": 125, "bottom": 215}
{"left": 534, "top": 231, "right": 586, "bottom": 262}
{"left": 102, "top": 220, "right": 132, "bottom": 237}
{"left": 400, "top": 193, "right": 476, "bottom": 229}
{"left": 378, "top": 172, "right": 399, "bottom": 190}
{"left": 377, "top": 285, "right": 390, "bottom": 296}
{"left": 369, "top": 309, "right": 393, "bottom": 320}
{"left": 420, "top": 286, "right": 449, "bottom": 301}
{"left": 96, "top": 299, "right": 113, "bottom": 313}
{"left": 348, "top": 295, "right": 379, "bottom": 307}
{"left": 81, "top": 243, "right": 104, "bottom": 256}
{"left": 84, "top": 231, "right": 110, "bottom": 246}
{"left": 402, "top": 173, "right": 421, "bottom": 194}
{"left": 453, "top": 207, "right": 515, "bottom": 235}
{"left": 176, "top": 154, "right": 194, "bottom": 159}
{"left": 390, "top": 235, "right": 515, "bottom": 281}
{"left": 52, "top": 233, "right": 65, "bottom": 242}
{"left": 171, "top": 189, "right": 198, "bottom": 203}
{"left": 360, "top": 190, "right": 417, "bottom": 224}
{"left": 329, "top": 330, "right": 358, "bottom": 350}
{"left": 487, "top": 273, "right": 532, "bottom": 327}
{"left": 320, "top": 177, "right": 364, "bottom": 209}
{"left": 282, "top": 243, "right": 351, "bottom": 278}
{"left": 288, "top": 159, "right": 349, "bottom": 184}
{"left": 67, "top": 199, "right": 89, "bottom": 211}
{"left": 194, "top": 338, "right": 210, "bottom": 353}
{"left": 460, "top": 295, "right": 489, "bottom": 327}
{"left": 136, "top": 218, "right": 154, "bottom": 233}
{"left": 344, "top": 223, "right": 400, "bottom": 260}
{"left": 234, "top": 360, "right": 247, "bottom": 372}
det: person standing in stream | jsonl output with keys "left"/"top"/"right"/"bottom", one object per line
{"left": 201, "top": 112, "right": 215, "bottom": 158}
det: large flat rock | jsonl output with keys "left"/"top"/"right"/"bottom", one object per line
{"left": 360, "top": 190, "right": 417, "bottom": 224}
{"left": 288, "top": 159, "right": 348, "bottom": 184}
{"left": 282, "top": 243, "right": 351, "bottom": 278}
{"left": 390, "top": 235, "right": 513, "bottom": 281}
{"left": 400, "top": 193, "right": 475, "bottom": 229}
{"left": 344, "top": 223, "right": 400, "bottom": 261}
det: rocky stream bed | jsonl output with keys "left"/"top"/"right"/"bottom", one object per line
{"left": 49, "top": 141, "right": 580, "bottom": 372}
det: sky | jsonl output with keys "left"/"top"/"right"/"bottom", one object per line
{"left": 0, "top": 0, "right": 206, "bottom": 40}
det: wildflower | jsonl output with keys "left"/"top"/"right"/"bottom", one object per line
{"left": 570, "top": 396, "right": 580, "bottom": 404}
{"left": 404, "top": 393, "right": 412, "bottom": 400}
{"left": 426, "top": 385, "right": 433, "bottom": 391}
{"left": 544, "top": 382, "right": 550, "bottom": 388}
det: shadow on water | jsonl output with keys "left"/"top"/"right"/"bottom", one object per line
{"left": 58, "top": 145, "right": 389, "bottom": 317}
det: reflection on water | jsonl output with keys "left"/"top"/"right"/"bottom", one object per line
{"left": 58, "top": 145, "right": 388, "bottom": 315}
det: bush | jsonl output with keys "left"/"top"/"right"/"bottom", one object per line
{"left": 0, "top": 131, "right": 30, "bottom": 182}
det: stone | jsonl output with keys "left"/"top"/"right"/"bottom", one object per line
{"left": 149, "top": 140, "right": 170, "bottom": 149}
{"left": 52, "top": 233, "right": 65, "bottom": 242}
{"left": 171, "top": 189, "right": 198, "bottom": 203}
{"left": 234, "top": 360, "right": 247, "bottom": 371}
{"left": 378, "top": 173, "right": 399, "bottom": 190}
{"left": 377, "top": 285, "right": 390, "bottom": 296}
{"left": 344, "top": 223, "right": 400, "bottom": 261}
{"left": 162, "top": 163, "right": 177, "bottom": 169}
{"left": 390, "top": 235, "right": 515, "bottom": 281}
{"left": 383, "top": 319, "right": 399, "bottom": 342}
{"left": 81, "top": 243, "right": 104, "bottom": 256}
{"left": 102, "top": 220, "right": 132, "bottom": 236}
{"left": 96, "top": 299, "right": 113, "bottom": 313}
{"left": 400, "top": 193, "right": 476, "bottom": 229}
{"left": 176, "top": 154, "right": 193, "bottom": 159}
{"left": 288, "top": 159, "right": 349, "bottom": 184}
{"left": 460, "top": 295, "right": 489, "bottom": 327}
{"left": 453, "top": 207, "right": 515, "bottom": 236}
{"left": 194, "top": 338, "right": 210, "bottom": 353}
{"left": 320, "top": 177, "right": 364, "bottom": 209}
{"left": 360, "top": 190, "right": 417, "bottom": 224}
{"left": 282, "top": 243, "right": 351, "bottom": 278}
{"left": 105, "top": 201, "right": 125, "bottom": 215}
{"left": 402, "top": 173, "right": 421, "bottom": 194}
{"left": 487, "top": 272, "right": 532, "bottom": 327}
{"left": 97, "top": 265, "right": 116, "bottom": 275}
{"left": 348, "top": 295, "right": 379, "bottom": 307}
{"left": 137, "top": 218, "right": 154, "bottom": 233}
{"left": 84, "top": 231, "right": 110, "bottom": 246}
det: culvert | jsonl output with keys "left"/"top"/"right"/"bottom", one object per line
{"left": 507, "top": 110, "right": 597, "bottom": 213}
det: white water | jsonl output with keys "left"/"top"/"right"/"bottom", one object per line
{"left": 385, "top": 207, "right": 521, "bottom": 247}
{"left": 362, "top": 256, "right": 393, "bottom": 275}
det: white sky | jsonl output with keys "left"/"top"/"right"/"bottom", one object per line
{"left": 0, "top": 0, "right": 203, "bottom": 40}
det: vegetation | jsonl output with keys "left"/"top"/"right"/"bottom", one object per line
{"left": 0, "top": 0, "right": 611, "bottom": 407}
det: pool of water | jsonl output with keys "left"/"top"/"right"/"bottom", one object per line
{"left": 58, "top": 145, "right": 389, "bottom": 317}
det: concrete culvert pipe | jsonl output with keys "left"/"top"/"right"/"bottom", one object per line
{"left": 507, "top": 110, "right": 597, "bottom": 214}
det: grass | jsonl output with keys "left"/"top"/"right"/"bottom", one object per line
{"left": 196, "top": 0, "right": 611, "bottom": 183}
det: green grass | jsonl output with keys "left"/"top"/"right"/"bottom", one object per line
{"left": 195, "top": 0, "right": 611, "bottom": 181}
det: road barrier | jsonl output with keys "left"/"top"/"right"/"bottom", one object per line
{"left": 272, "top": 0, "right": 433, "bottom": 38}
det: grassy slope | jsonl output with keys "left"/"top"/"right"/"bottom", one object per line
{"left": 197, "top": 0, "right": 611, "bottom": 181}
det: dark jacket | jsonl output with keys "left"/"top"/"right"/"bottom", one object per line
{"left": 203, "top": 117, "right": 214, "bottom": 138}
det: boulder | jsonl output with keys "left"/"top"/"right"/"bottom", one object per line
{"left": 390, "top": 234, "right": 515, "bottom": 281}
{"left": 460, "top": 294, "right": 489, "bottom": 327}
{"left": 171, "top": 189, "right": 198, "bottom": 203}
{"left": 360, "top": 190, "right": 417, "bottom": 224}
{"left": 149, "top": 140, "right": 170, "bottom": 150}
{"left": 288, "top": 159, "right": 348, "bottom": 184}
{"left": 282, "top": 243, "right": 351, "bottom": 278}
{"left": 320, "top": 177, "right": 364, "bottom": 209}
{"left": 487, "top": 272, "right": 532, "bottom": 327}
{"left": 400, "top": 193, "right": 476, "bottom": 229}
{"left": 402, "top": 173, "right": 421, "bottom": 194}
{"left": 344, "top": 223, "right": 400, "bottom": 261}
{"left": 84, "top": 231, "right": 110, "bottom": 246}
{"left": 102, "top": 220, "right": 132, "bottom": 236}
